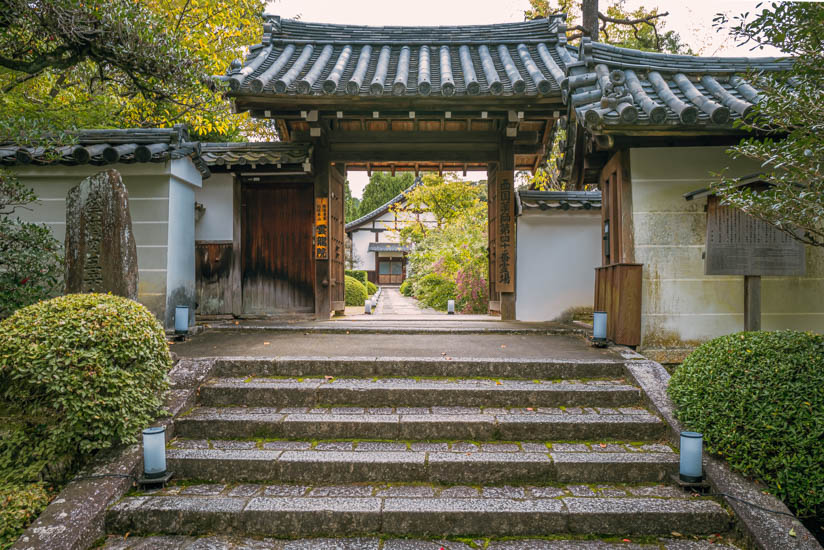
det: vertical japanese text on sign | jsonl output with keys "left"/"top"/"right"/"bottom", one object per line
{"left": 497, "top": 174, "right": 514, "bottom": 292}
{"left": 315, "top": 197, "right": 329, "bottom": 260}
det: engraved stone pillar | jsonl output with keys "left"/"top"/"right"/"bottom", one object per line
{"left": 65, "top": 169, "right": 138, "bottom": 299}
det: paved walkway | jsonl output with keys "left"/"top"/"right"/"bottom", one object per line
{"left": 373, "top": 286, "right": 437, "bottom": 316}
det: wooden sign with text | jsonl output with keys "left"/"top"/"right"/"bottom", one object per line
{"left": 315, "top": 197, "right": 329, "bottom": 260}
{"left": 705, "top": 196, "right": 805, "bottom": 276}
{"left": 496, "top": 173, "right": 515, "bottom": 292}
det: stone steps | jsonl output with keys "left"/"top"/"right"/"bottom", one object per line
{"left": 165, "top": 443, "right": 678, "bottom": 484}
{"left": 106, "top": 482, "right": 731, "bottom": 538}
{"left": 99, "top": 535, "right": 741, "bottom": 550}
{"left": 199, "top": 377, "right": 642, "bottom": 408}
{"left": 175, "top": 407, "right": 666, "bottom": 441}
{"left": 211, "top": 357, "right": 626, "bottom": 380}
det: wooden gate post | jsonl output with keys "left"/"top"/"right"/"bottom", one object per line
{"left": 314, "top": 147, "right": 332, "bottom": 318}
{"left": 498, "top": 137, "right": 516, "bottom": 320}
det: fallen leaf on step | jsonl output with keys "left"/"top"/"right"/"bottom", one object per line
{"left": 671, "top": 531, "right": 682, "bottom": 537}
{"left": 599, "top": 443, "right": 607, "bottom": 448}
{"left": 501, "top": 344, "right": 506, "bottom": 348}
{"left": 324, "top": 376, "right": 334, "bottom": 381}
{"left": 526, "top": 407, "right": 533, "bottom": 411}
{"left": 789, "top": 528, "right": 797, "bottom": 537}
{"left": 622, "top": 540, "right": 630, "bottom": 543}
{"left": 234, "top": 321, "right": 239, "bottom": 325}
{"left": 495, "top": 381, "right": 502, "bottom": 385}
{"left": 263, "top": 342, "right": 270, "bottom": 345}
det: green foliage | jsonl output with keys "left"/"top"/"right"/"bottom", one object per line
{"left": 344, "top": 275, "right": 367, "bottom": 306}
{"left": 345, "top": 270, "right": 367, "bottom": 285}
{"left": 366, "top": 281, "right": 377, "bottom": 296}
{"left": 0, "top": 0, "right": 271, "bottom": 140}
{"left": 344, "top": 180, "right": 361, "bottom": 223}
{"left": 524, "top": 0, "right": 691, "bottom": 54}
{"left": 0, "top": 294, "right": 172, "bottom": 483}
{"left": 399, "top": 279, "right": 414, "bottom": 297}
{"left": 0, "top": 482, "right": 51, "bottom": 549}
{"left": 711, "top": 3, "right": 824, "bottom": 247}
{"left": 668, "top": 330, "right": 824, "bottom": 519}
{"left": 358, "top": 173, "right": 415, "bottom": 217}
{"left": 413, "top": 273, "right": 457, "bottom": 311}
{"left": 0, "top": 171, "right": 63, "bottom": 319}
{"left": 391, "top": 175, "right": 489, "bottom": 313}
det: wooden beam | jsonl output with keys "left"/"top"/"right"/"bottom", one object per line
{"left": 231, "top": 175, "right": 242, "bottom": 317}
{"left": 329, "top": 150, "right": 500, "bottom": 163}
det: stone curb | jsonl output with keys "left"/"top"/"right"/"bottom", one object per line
{"left": 615, "top": 346, "right": 821, "bottom": 550}
{"left": 12, "top": 358, "right": 216, "bottom": 550}
{"left": 204, "top": 325, "right": 586, "bottom": 335}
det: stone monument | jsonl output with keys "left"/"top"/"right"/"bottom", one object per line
{"left": 65, "top": 169, "right": 138, "bottom": 299}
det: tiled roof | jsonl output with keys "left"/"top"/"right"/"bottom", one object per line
{"left": 345, "top": 176, "right": 422, "bottom": 231}
{"left": 368, "top": 242, "right": 412, "bottom": 253}
{"left": 201, "top": 142, "right": 312, "bottom": 168}
{"left": 517, "top": 190, "right": 601, "bottom": 214}
{"left": 0, "top": 126, "right": 211, "bottom": 178}
{"left": 564, "top": 38, "right": 793, "bottom": 130}
{"left": 224, "top": 16, "right": 571, "bottom": 98}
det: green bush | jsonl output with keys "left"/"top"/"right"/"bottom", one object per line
{"left": 399, "top": 279, "right": 414, "bottom": 297}
{"left": 0, "top": 294, "right": 172, "bottom": 482}
{"left": 366, "top": 281, "right": 377, "bottom": 296}
{"left": 344, "top": 275, "right": 367, "bottom": 306}
{"left": 414, "top": 273, "right": 456, "bottom": 311}
{"left": 0, "top": 482, "right": 51, "bottom": 549}
{"left": 668, "top": 330, "right": 824, "bottom": 519}
{"left": 345, "top": 270, "right": 367, "bottom": 285}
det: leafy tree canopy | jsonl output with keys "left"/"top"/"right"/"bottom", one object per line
{"left": 711, "top": 2, "right": 824, "bottom": 247}
{"left": 344, "top": 180, "right": 361, "bottom": 223}
{"left": 0, "top": 0, "right": 272, "bottom": 141}
{"left": 525, "top": 0, "right": 691, "bottom": 54}
{"left": 357, "top": 173, "right": 415, "bottom": 218}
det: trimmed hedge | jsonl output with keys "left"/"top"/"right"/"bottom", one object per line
{"left": 399, "top": 279, "right": 414, "bottom": 296}
{"left": 345, "top": 270, "right": 367, "bottom": 285}
{"left": 0, "top": 294, "right": 172, "bottom": 482}
{"left": 414, "top": 273, "right": 456, "bottom": 311}
{"left": 366, "top": 281, "right": 377, "bottom": 296}
{"left": 344, "top": 275, "right": 367, "bottom": 306}
{"left": 668, "top": 330, "right": 824, "bottom": 518}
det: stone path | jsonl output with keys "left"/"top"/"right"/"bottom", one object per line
{"left": 373, "top": 286, "right": 438, "bottom": 316}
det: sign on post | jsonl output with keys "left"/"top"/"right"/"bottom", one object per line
{"left": 315, "top": 197, "right": 329, "bottom": 260}
{"left": 497, "top": 172, "right": 515, "bottom": 292}
{"left": 705, "top": 196, "right": 805, "bottom": 276}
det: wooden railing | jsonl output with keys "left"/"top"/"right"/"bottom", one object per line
{"left": 594, "top": 263, "right": 642, "bottom": 347}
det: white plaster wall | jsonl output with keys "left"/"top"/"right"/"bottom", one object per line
{"left": 631, "top": 146, "right": 824, "bottom": 355}
{"left": 195, "top": 172, "right": 233, "bottom": 241}
{"left": 515, "top": 210, "right": 601, "bottom": 321}
{"left": 166, "top": 175, "right": 197, "bottom": 329}
{"left": 351, "top": 229, "right": 376, "bottom": 271}
{"left": 10, "top": 162, "right": 176, "bottom": 319}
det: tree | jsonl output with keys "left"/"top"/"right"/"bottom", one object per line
{"left": 0, "top": 174, "right": 62, "bottom": 318}
{"left": 711, "top": 3, "right": 824, "bottom": 247}
{"left": 344, "top": 180, "right": 361, "bottom": 223}
{"left": 357, "top": 173, "right": 415, "bottom": 217}
{"left": 0, "top": 0, "right": 271, "bottom": 141}
{"left": 525, "top": 0, "right": 691, "bottom": 54}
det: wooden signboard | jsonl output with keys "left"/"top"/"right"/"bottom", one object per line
{"left": 315, "top": 197, "right": 329, "bottom": 260}
{"left": 496, "top": 172, "right": 515, "bottom": 292}
{"left": 705, "top": 196, "right": 805, "bottom": 276}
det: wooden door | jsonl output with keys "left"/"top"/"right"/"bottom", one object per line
{"left": 242, "top": 182, "right": 314, "bottom": 314}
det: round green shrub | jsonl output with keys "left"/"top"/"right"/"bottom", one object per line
{"left": 414, "top": 273, "right": 457, "bottom": 311}
{"left": 399, "top": 279, "right": 414, "bottom": 297}
{"left": 345, "top": 270, "right": 367, "bottom": 285}
{"left": 668, "top": 330, "right": 824, "bottom": 518}
{"left": 366, "top": 281, "right": 378, "bottom": 296}
{"left": 0, "top": 293, "right": 171, "bottom": 482}
{"left": 344, "top": 275, "right": 367, "bottom": 306}
{"left": 0, "top": 482, "right": 51, "bottom": 548}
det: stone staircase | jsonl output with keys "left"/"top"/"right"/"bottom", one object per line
{"left": 103, "top": 356, "right": 735, "bottom": 548}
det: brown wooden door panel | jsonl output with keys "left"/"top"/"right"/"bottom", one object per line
{"left": 242, "top": 183, "right": 314, "bottom": 314}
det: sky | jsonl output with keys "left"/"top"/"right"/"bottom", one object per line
{"left": 268, "top": 0, "right": 782, "bottom": 197}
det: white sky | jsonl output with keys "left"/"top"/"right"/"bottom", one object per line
{"left": 269, "top": 0, "right": 782, "bottom": 197}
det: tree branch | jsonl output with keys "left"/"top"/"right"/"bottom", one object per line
{"left": 597, "top": 11, "right": 669, "bottom": 26}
